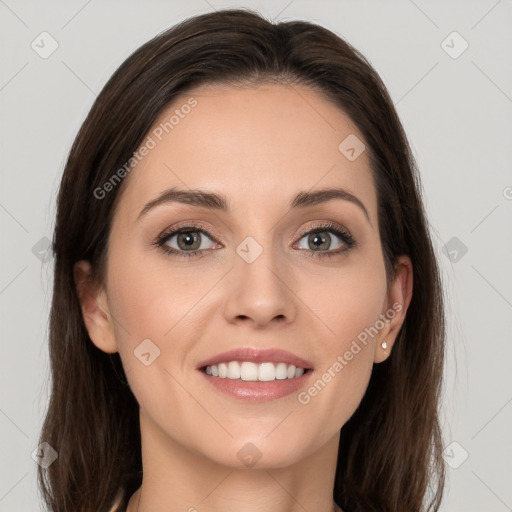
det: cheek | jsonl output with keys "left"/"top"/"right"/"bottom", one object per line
{"left": 106, "top": 245, "right": 214, "bottom": 381}
{"left": 104, "top": 246, "right": 176, "bottom": 385}
{"left": 310, "top": 259, "right": 388, "bottom": 350}
{"left": 297, "top": 257, "right": 386, "bottom": 414}
{"left": 107, "top": 245, "right": 191, "bottom": 336}
{"left": 106, "top": 250, "right": 202, "bottom": 420}
{"left": 109, "top": 267, "right": 167, "bottom": 335}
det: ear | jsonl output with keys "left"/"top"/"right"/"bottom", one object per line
{"left": 373, "top": 254, "right": 413, "bottom": 363}
{"left": 73, "top": 260, "right": 118, "bottom": 354}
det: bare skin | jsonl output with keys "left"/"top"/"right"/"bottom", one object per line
{"left": 74, "top": 83, "right": 413, "bottom": 512}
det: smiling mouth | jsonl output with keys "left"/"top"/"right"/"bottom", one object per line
{"left": 200, "top": 361, "right": 312, "bottom": 382}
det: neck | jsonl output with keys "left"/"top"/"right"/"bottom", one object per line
{"left": 127, "top": 411, "right": 343, "bottom": 512}
{"left": 130, "top": 490, "right": 343, "bottom": 512}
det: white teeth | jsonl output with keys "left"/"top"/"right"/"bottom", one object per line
{"left": 218, "top": 363, "right": 228, "bottom": 378}
{"left": 240, "top": 362, "right": 258, "bottom": 381}
{"left": 275, "top": 362, "right": 288, "bottom": 379}
{"left": 227, "top": 361, "right": 241, "bottom": 379}
{"left": 204, "top": 361, "right": 307, "bottom": 381}
{"left": 258, "top": 362, "right": 277, "bottom": 381}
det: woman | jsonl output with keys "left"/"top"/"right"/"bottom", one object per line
{"left": 38, "top": 8, "right": 446, "bottom": 512}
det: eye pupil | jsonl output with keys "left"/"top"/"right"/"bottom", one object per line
{"left": 158, "top": 223, "right": 352, "bottom": 259}
{"left": 178, "top": 231, "right": 201, "bottom": 250}
{"left": 309, "top": 232, "right": 330, "bottom": 250}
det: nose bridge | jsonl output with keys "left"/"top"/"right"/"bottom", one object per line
{"left": 223, "top": 231, "right": 296, "bottom": 327}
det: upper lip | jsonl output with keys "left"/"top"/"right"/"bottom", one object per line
{"left": 197, "top": 347, "right": 314, "bottom": 370}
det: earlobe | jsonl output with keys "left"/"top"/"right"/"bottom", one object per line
{"left": 73, "top": 260, "right": 118, "bottom": 354}
{"left": 374, "top": 255, "right": 413, "bottom": 364}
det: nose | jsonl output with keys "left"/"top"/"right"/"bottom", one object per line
{"left": 221, "top": 242, "right": 298, "bottom": 329}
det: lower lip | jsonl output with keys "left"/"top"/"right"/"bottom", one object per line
{"left": 198, "top": 368, "right": 313, "bottom": 402}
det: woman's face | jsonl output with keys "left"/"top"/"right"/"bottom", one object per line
{"left": 76, "top": 83, "right": 412, "bottom": 469}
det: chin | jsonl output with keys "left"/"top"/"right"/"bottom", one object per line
{"left": 199, "top": 435, "right": 314, "bottom": 470}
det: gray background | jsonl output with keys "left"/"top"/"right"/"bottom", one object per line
{"left": 1, "top": 0, "right": 511, "bottom": 510}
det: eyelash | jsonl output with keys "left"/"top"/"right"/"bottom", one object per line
{"left": 153, "top": 222, "right": 357, "bottom": 260}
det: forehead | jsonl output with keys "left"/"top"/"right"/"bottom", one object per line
{"left": 116, "top": 83, "right": 377, "bottom": 223}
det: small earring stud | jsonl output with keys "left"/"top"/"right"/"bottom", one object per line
{"left": 381, "top": 341, "right": 387, "bottom": 350}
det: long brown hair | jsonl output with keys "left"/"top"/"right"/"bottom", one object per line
{"left": 38, "top": 8, "right": 446, "bottom": 512}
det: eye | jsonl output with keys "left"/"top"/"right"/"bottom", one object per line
{"left": 154, "top": 224, "right": 219, "bottom": 259}
{"left": 153, "top": 221, "right": 356, "bottom": 260}
{"left": 293, "top": 222, "right": 356, "bottom": 259}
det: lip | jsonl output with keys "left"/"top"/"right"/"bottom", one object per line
{"left": 196, "top": 347, "right": 314, "bottom": 370}
{"left": 196, "top": 347, "right": 314, "bottom": 403}
{"left": 198, "top": 368, "right": 314, "bottom": 402}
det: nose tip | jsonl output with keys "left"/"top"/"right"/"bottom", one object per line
{"left": 223, "top": 257, "right": 296, "bottom": 328}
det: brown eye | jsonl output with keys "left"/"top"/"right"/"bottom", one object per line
{"left": 174, "top": 231, "right": 203, "bottom": 251}
{"left": 154, "top": 225, "right": 220, "bottom": 258}
{"left": 293, "top": 222, "right": 356, "bottom": 259}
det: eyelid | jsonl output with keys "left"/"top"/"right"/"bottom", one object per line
{"left": 156, "top": 220, "right": 351, "bottom": 242}
{"left": 156, "top": 221, "right": 223, "bottom": 244}
{"left": 293, "top": 221, "right": 356, "bottom": 249}
{"left": 154, "top": 220, "right": 356, "bottom": 258}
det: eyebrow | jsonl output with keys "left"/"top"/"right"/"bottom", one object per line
{"left": 137, "top": 186, "right": 371, "bottom": 225}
